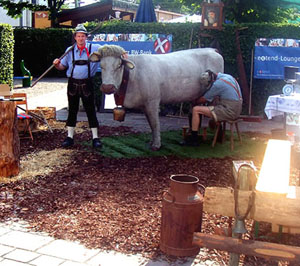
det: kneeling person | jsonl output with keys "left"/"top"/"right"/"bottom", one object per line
{"left": 184, "top": 70, "right": 243, "bottom": 146}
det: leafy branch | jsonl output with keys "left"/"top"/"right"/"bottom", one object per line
{"left": 0, "top": 0, "right": 48, "bottom": 18}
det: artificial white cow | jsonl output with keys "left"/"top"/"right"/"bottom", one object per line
{"left": 90, "top": 45, "right": 224, "bottom": 150}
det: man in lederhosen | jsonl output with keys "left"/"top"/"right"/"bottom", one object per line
{"left": 53, "top": 24, "right": 102, "bottom": 149}
{"left": 183, "top": 70, "right": 243, "bottom": 146}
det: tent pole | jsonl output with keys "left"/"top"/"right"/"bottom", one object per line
{"left": 249, "top": 48, "right": 254, "bottom": 115}
{"left": 189, "top": 28, "right": 194, "bottom": 49}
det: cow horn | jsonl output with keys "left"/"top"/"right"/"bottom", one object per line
{"left": 89, "top": 52, "right": 101, "bottom": 62}
{"left": 121, "top": 56, "right": 135, "bottom": 70}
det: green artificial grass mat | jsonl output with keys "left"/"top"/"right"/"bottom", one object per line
{"left": 82, "top": 130, "right": 268, "bottom": 159}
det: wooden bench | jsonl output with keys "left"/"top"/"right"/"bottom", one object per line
{"left": 204, "top": 141, "right": 296, "bottom": 235}
{"left": 14, "top": 76, "right": 32, "bottom": 87}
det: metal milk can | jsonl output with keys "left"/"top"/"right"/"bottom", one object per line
{"left": 160, "top": 174, "right": 204, "bottom": 257}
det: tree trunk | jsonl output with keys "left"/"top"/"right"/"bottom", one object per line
{"left": 235, "top": 29, "right": 250, "bottom": 109}
{"left": 0, "top": 101, "right": 20, "bottom": 177}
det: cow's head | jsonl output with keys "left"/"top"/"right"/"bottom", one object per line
{"left": 89, "top": 45, "right": 135, "bottom": 95}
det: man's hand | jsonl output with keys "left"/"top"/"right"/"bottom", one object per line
{"left": 192, "top": 96, "right": 207, "bottom": 106}
{"left": 53, "top": 58, "right": 60, "bottom": 66}
{"left": 53, "top": 59, "right": 66, "bottom": 71}
{"left": 211, "top": 95, "right": 220, "bottom": 106}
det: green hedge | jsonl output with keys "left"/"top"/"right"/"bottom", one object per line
{"left": 13, "top": 28, "right": 73, "bottom": 77}
{"left": 12, "top": 21, "right": 300, "bottom": 115}
{"left": 0, "top": 24, "right": 14, "bottom": 88}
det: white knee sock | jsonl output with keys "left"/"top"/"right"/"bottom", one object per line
{"left": 91, "top": 127, "right": 98, "bottom": 139}
{"left": 67, "top": 126, "right": 75, "bottom": 138}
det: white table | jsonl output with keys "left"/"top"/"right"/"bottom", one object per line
{"left": 265, "top": 94, "right": 300, "bottom": 133}
{"left": 265, "top": 94, "right": 300, "bottom": 119}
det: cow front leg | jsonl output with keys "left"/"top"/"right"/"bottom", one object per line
{"left": 144, "top": 102, "right": 161, "bottom": 151}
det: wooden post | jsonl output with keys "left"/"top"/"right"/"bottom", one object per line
{"left": 229, "top": 161, "right": 256, "bottom": 266}
{"left": 0, "top": 101, "right": 20, "bottom": 177}
{"left": 203, "top": 186, "right": 300, "bottom": 228}
{"left": 235, "top": 29, "right": 250, "bottom": 109}
{"left": 193, "top": 232, "right": 300, "bottom": 262}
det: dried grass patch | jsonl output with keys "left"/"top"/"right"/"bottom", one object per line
{"left": 20, "top": 149, "right": 75, "bottom": 179}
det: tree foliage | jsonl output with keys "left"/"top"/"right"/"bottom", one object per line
{"left": 0, "top": 0, "right": 48, "bottom": 18}
{"left": 152, "top": 0, "right": 189, "bottom": 14}
{"left": 180, "top": 0, "right": 295, "bottom": 23}
{"left": 47, "top": 0, "right": 66, "bottom": 26}
{"left": 0, "top": 0, "right": 65, "bottom": 27}
{"left": 1, "top": 0, "right": 297, "bottom": 27}
{"left": 223, "top": 0, "right": 294, "bottom": 23}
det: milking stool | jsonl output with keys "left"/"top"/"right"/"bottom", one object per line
{"left": 212, "top": 119, "right": 243, "bottom": 151}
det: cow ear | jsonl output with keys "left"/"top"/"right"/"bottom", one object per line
{"left": 89, "top": 52, "right": 101, "bottom": 62}
{"left": 122, "top": 58, "right": 135, "bottom": 70}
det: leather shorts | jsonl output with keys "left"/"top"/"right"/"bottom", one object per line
{"left": 68, "top": 78, "right": 92, "bottom": 97}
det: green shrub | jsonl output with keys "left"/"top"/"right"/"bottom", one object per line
{"left": 13, "top": 27, "right": 73, "bottom": 77}
{"left": 0, "top": 24, "right": 14, "bottom": 88}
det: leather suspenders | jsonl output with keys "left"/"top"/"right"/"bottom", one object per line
{"left": 219, "top": 78, "right": 242, "bottom": 100}
{"left": 71, "top": 44, "right": 92, "bottom": 79}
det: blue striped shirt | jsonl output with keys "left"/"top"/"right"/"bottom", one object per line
{"left": 203, "top": 73, "right": 242, "bottom": 102}
{"left": 61, "top": 42, "right": 100, "bottom": 79}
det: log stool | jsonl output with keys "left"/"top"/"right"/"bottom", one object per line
{"left": 212, "top": 119, "right": 242, "bottom": 151}
{"left": 0, "top": 101, "right": 20, "bottom": 177}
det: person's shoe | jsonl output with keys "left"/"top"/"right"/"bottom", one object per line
{"left": 181, "top": 135, "right": 200, "bottom": 146}
{"left": 92, "top": 138, "right": 102, "bottom": 149}
{"left": 62, "top": 137, "right": 74, "bottom": 148}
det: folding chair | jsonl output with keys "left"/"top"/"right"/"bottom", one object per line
{"left": 10, "top": 93, "right": 34, "bottom": 141}
{"left": 0, "top": 84, "right": 11, "bottom": 98}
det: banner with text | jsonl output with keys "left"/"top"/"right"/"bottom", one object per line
{"left": 88, "top": 33, "right": 172, "bottom": 55}
{"left": 254, "top": 38, "right": 300, "bottom": 79}
{"left": 88, "top": 33, "right": 172, "bottom": 111}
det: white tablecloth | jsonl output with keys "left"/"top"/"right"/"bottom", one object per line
{"left": 264, "top": 94, "right": 300, "bottom": 119}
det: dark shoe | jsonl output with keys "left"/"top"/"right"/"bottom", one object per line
{"left": 62, "top": 137, "right": 74, "bottom": 148}
{"left": 92, "top": 138, "right": 102, "bottom": 149}
{"left": 181, "top": 135, "right": 200, "bottom": 146}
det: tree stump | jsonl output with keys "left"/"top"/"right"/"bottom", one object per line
{"left": 0, "top": 101, "right": 20, "bottom": 177}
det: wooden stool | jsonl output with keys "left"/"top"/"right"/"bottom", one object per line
{"left": 212, "top": 119, "right": 242, "bottom": 151}
{"left": 182, "top": 126, "right": 190, "bottom": 139}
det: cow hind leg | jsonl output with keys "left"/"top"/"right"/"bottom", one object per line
{"left": 144, "top": 102, "right": 161, "bottom": 151}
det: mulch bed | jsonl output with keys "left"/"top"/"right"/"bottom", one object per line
{"left": 1, "top": 121, "right": 300, "bottom": 265}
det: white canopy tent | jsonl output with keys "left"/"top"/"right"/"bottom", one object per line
{"left": 166, "top": 14, "right": 202, "bottom": 23}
